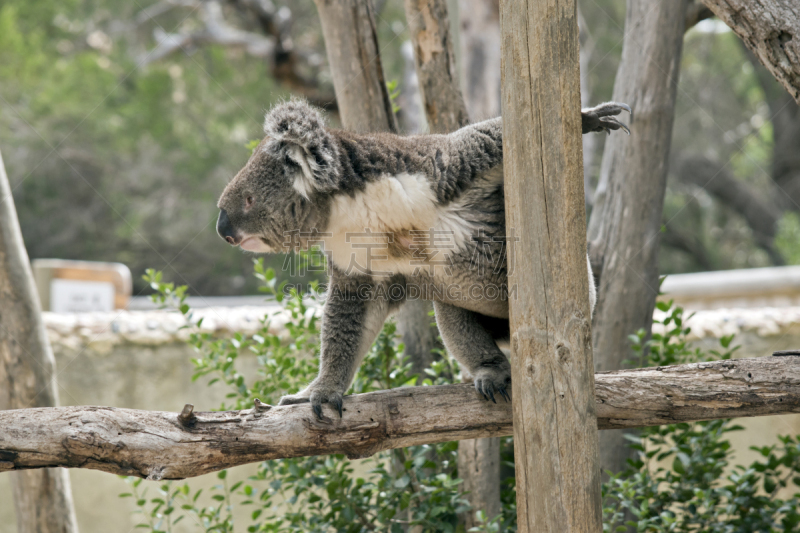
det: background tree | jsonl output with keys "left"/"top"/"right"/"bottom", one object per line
{"left": 587, "top": 0, "right": 688, "bottom": 477}
{"left": 0, "top": 149, "right": 79, "bottom": 533}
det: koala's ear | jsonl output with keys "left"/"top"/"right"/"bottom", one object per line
{"left": 264, "top": 99, "right": 339, "bottom": 198}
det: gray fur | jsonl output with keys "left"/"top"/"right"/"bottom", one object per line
{"left": 217, "top": 100, "right": 627, "bottom": 418}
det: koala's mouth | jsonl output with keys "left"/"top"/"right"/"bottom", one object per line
{"left": 239, "top": 236, "right": 272, "bottom": 253}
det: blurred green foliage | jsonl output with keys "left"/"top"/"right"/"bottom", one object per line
{"left": 661, "top": 28, "right": 778, "bottom": 274}
{"left": 0, "top": 0, "right": 288, "bottom": 295}
{"left": 776, "top": 212, "right": 800, "bottom": 265}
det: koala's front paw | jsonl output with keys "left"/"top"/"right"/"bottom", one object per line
{"left": 279, "top": 386, "right": 344, "bottom": 420}
{"left": 581, "top": 102, "right": 632, "bottom": 135}
{"left": 472, "top": 365, "right": 512, "bottom": 404}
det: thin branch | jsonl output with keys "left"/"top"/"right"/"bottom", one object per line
{"left": 141, "top": 1, "right": 274, "bottom": 66}
{"left": 135, "top": 0, "right": 200, "bottom": 25}
{"left": 675, "top": 154, "right": 782, "bottom": 263}
{"left": 136, "top": 0, "right": 338, "bottom": 110}
{"left": 1, "top": 356, "right": 799, "bottom": 480}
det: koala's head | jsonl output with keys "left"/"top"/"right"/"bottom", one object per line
{"left": 216, "top": 100, "right": 341, "bottom": 253}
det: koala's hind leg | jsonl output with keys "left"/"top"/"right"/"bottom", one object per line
{"left": 433, "top": 301, "right": 511, "bottom": 403}
{"left": 581, "top": 102, "right": 632, "bottom": 135}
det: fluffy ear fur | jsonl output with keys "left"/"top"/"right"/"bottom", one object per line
{"left": 264, "top": 99, "right": 340, "bottom": 198}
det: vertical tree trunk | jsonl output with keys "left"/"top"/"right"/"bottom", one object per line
{"left": 403, "top": 0, "right": 469, "bottom": 132}
{"left": 396, "top": 41, "right": 426, "bottom": 134}
{"left": 500, "top": 0, "right": 601, "bottom": 530}
{"left": 0, "top": 150, "right": 80, "bottom": 533}
{"left": 404, "top": 1, "right": 501, "bottom": 528}
{"left": 455, "top": 437, "right": 501, "bottom": 528}
{"left": 458, "top": 0, "right": 501, "bottom": 122}
{"left": 586, "top": 0, "right": 687, "bottom": 477}
{"left": 313, "top": 0, "right": 397, "bottom": 134}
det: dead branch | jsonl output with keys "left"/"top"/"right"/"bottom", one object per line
{"left": 136, "top": 0, "right": 338, "bottom": 110}
{"left": 1, "top": 356, "right": 798, "bottom": 480}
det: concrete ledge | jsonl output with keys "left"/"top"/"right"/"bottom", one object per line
{"left": 661, "top": 266, "right": 800, "bottom": 309}
{"left": 42, "top": 305, "right": 308, "bottom": 352}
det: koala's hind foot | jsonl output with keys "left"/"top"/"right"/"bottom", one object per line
{"left": 279, "top": 384, "right": 344, "bottom": 420}
{"left": 472, "top": 361, "right": 512, "bottom": 404}
{"left": 581, "top": 102, "right": 632, "bottom": 135}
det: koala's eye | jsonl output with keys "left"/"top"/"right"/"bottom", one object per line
{"left": 245, "top": 196, "right": 254, "bottom": 208}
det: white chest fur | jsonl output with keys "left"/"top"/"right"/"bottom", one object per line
{"left": 322, "top": 173, "right": 476, "bottom": 279}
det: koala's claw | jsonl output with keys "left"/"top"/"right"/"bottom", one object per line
{"left": 279, "top": 388, "right": 345, "bottom": 420}
{"left": 310, "top": 389, "right": 345, "bottom": 420}
{"left": 330, "top": 396, "right": 344, "bottom": 418}
{"left": 581, "top": 102, "right": 632, "bottom": 135}
{"left": 497, "top": 385, "right": 511, "bottom": 403}
{"left": 473, "top": 366, "right": 512, "bottom": 404}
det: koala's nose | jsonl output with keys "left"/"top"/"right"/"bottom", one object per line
{"left": 216, "top": 209, "right": 239, "bottom": 245}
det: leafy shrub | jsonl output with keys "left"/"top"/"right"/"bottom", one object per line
{"left": 124, "top": 268, "right": 800, "bottom": 532}
{"left": 603, "top": 303, "right": 800, "bottom": 532}
{"left": 124, "top": 260, "right": 470, "bottom": 532}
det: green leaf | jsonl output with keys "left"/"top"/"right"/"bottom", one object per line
{"left": 394, "top": 475, "right": 410, "bottom": 489}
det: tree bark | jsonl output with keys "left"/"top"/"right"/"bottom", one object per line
{"left": 0, "top": 149, "right": 80, "bottom": 532}
{"left": 500, "top": 0, "right": 602, "bottom": 530}
{"left": 313, "top": 0, "right": 397, "bottom": 133}
{"left": 458, "top": 0, "right": 501, "bottom": 123}
{"left": 403, "top": 1, "right": 500, "bottom": 528}
{"left": 404, "top": 0, "right": 470, "bottom": 133}
{"left": 586, "top": 0, "right": 687, "bottom": 479}
{"left": 396, "top": 41, "right": 425, "bottom": 134}
{"left": 700, "top": 0, "right": 800, "bottom": 104}
{"left": 3, "top": 356, "right": 797, "bottom": 479}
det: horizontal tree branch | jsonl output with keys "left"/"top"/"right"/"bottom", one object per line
{"left": 1, "top": 356, "right": 798, "bottom": 480}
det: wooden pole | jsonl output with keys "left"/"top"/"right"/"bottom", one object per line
{"left": 2, "top": 355, "right": 799, "bottom": 479}
{"left": 0, "top": 149, "right": 80, "bottom": 532}
{"left": 499, "top": 0, "right": 602, "bottom": 530}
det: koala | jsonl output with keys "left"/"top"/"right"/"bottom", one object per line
{"left": 217, "top": 99, "right": 631, "bottom": 419}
